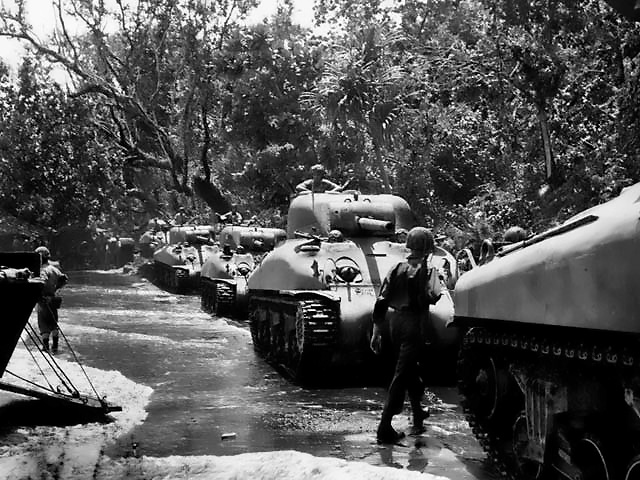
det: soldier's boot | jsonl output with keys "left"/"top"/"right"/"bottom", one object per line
{"left": 376, "top": 412, "right": 405, "bottom": 444}
{"left": 409, "top": 399, "right": 430, "bottom": 435}
{"left": 51, "top": 335, "right": 59, "bottom": 354}
{"left": 42, "top": 337, "right": 49, "bottom": 352}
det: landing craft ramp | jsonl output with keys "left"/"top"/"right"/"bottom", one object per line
{"left": 0, "top": 252, "right": 120, "bottom": 415}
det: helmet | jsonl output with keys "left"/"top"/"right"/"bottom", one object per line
{"left": 395, "top": 228, "right": 408, "bottom": 242}
{"left": 236, "top": 245, "right": 246, "bottom": 254}
{"left": 328, "top": 229, "right": 344, "bottom": 242}
{"left": 405, "top": 227, "right": 434, "bottom": 254}
{"left": 311, "top": 164, "right": 326, "bottom": 174}
{"left": 503, "top": 226, "right": 527, "bottom": 243}
{"left": 35, "top": 246, "right": 50, "bottom": 260}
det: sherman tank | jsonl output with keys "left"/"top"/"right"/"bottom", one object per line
{"left": 247, "top": 191, "right": 458, "bottom": 382}
{"left": 453, "top": 182, "right": 640, "bottom": 480}
{"left": 153, "top": 225, "right": 216, "bottom": 293}
{"left": 200, "top": 225, "right": 286, "bottom": 317}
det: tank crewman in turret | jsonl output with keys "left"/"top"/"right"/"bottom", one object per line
{"left": 174, "top": 207, "right": 187, "bottom": 226}
{"left": 35, "top": 246, "right": 68, "bottom": 354}
{"left": 218, "top": 204, "right": 243, "bottom": 225}
{"left": 327, "top": 229, "right": 344, "bottom": 243}
{"left": 370, "top": 227, "right": 443, "bottom": 444}
{"left": 296, "top": 164, "right": 343, "bottom": 194}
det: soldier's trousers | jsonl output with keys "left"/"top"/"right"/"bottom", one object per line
{"left": 382, "top": 310, "right": 424, "bottom": 420}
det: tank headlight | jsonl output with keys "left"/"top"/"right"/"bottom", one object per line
{"left": 336, "top": 265, "right": 360, "bottom": 283}
{"left": 332, "top": 256, "right": 363, "bottom": 283}
{"left": 237, "top": 262, "right": 251, "bottom": 276}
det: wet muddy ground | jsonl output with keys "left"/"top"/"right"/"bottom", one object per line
{"left": 10, "top": 270, "right": 501, "bottom": 479}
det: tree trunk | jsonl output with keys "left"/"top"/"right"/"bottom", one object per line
{"left": 373, "top": 143, "right": 392, "bottom": 193}
{"left": 537, "top": 108, "right": 554, "bottom": 182}
{"left": 192, "top": 176, "right": 231, "bottom": 214}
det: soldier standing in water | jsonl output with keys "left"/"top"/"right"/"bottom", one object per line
{"left": 35, "top": 246, "right": 68, "bottom": 353}
{"left": 369, "top": 227, "right": 443, "bottom": 444}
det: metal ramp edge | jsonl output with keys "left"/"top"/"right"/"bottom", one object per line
{"left": 0, "top": 380, "right": 122, "bottom": 413}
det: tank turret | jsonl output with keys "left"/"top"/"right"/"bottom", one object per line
{"left": 453, "top": 182, "right": 640, "bottom": 479}
{"left": 200, "top": 225, "right": 286, "bottom": 317}
{"left": 248, "top": 191, "right": 459, "bottom": 383}
{"left": 152, "top": 225, "right": 216, "bottom": 293}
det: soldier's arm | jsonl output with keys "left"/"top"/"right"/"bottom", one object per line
{"left": 323, "top": 179, "right": 343, "bottom": 192}
{"left": 296, "top": 179, "right": 313, "bottom": 193}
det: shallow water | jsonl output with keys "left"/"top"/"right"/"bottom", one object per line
{"left": 51, "top": 270, "right": 498, "bottom": 479}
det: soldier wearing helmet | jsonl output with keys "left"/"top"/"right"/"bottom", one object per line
{"left": 295, "top": 164, "right": 343, "bottom": 194}
{"left": 35, "top": 246, "right": 68, "bottom": 354}
{"left": 370, "top": 226, "right": 443, "bottom": 444}
{"left": 219, "top": 204, "right": 243, "bottom": 225}
{"left": 327, "top": 229, "right": 344, "bottom": 243}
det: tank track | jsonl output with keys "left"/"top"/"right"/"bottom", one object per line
{"left": 200, "top": 279, "right": 236, "bottom": 316}
{"left": 457, "top": 326, "right": 640, "bottom": 480}
{"left": 200, "top": 278, "right": 215, "bottom": 313}
{"left": 249, "top": 296, "right": 339, "bottom": 382}
{"left": 154, "top": 262, "right": 195, "bottom": 294}
{"left": 215, "top": 282, "right": 235, "bottom": 316}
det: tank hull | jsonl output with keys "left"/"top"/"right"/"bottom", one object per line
{"left": 153, "top": 244, "right": 216, "bottom": 293}
{"left": 200, "top": 252, "right": 252, "bottom": 317}
{"left": 455, "top": 206, "right": 640, "bottom": 333}
{"left": 453, "top": 182, "right": 640, "bottom": 479}
{"left": 248, "top": 236, "right": 458, "bottom": 382}
{"left": 200, "top": 226, "right": 285, "bottom": 317}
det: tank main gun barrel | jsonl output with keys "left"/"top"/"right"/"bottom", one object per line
{"left": 356, "top": 217, "right": 394, "bottom": 232}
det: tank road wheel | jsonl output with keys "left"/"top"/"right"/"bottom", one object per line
{"left": 475, "top": 357, "right": 500, "bottom": 419}
{"left": 286, "top": 302, "right": 308, "bottom": 379}
{"left": 570, "top": 435, "right": 611, "bottom": 480}
{"left": 625, "top": 454, "right": 640, "bottom": 480}
{"left": 459, "top": 344, "right": 507, "bottom": 423}
{"left": 271, "top": 313, "right": 286, "bottom": 363}
{"left": 513, "top": 414, "right": 544, "bottom": 480}
{"left": 287, "top": 329, "right": 301, "bottom": 373}
{"left": 249, "top": 304, "right": 270, "bottom": 355}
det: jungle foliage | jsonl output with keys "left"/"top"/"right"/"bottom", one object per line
{"left": 1, "top": 0, "right": 639, "bottom": 249}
